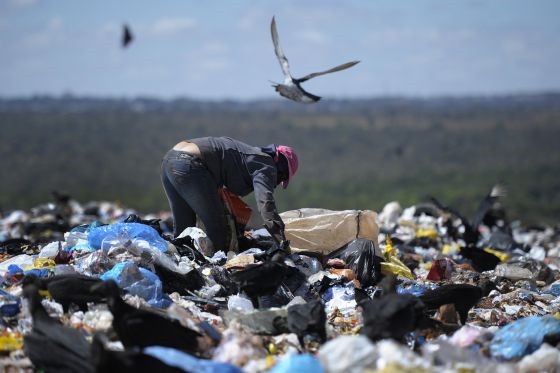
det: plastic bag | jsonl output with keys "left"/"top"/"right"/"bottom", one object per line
{"left": 329, "top": 238, "right": 384, "bottom": 287}
{"left": 287, "top": 300, "right": 327, "bottom": 343}
{"left": 489, "top": 316, "right": 560, "bottom": 360}
{"left": 88, "top": 222, "right": 168, "bottom": 253}
{"left": 280, "top": 208, "right": 379, "bottom": 254}
{"left": 268, "top": 353, "right": 324, "bottom": 373}
{"left": 38, "top": 241, "right": 63, "bottom": 259}
{"left": 144, "top": 346, "right": 243, "bottom": 373}
{"left": 100, "top": 261, "right": 171, "bottom": 308}
{"left": 227, "top": 294, "right": 254, "bottom": 313}
{"left": 322, "top": 283, "right": 356, "bottom": 316}
{"left": 0, "top": 254, "right": 35, "bottom": 277}
{"left": 380, "top": 237, "right": 414, "bottom": 280}
{"left": 0, "top": 289, "right": 21, "bottom": 317}
{"left": 178, "top": 227, "right": 213, "bottom": 256}
{"left": 318, "top": 335, "right": 377, "bottom": 373}
{"left": 290, "top": 254, "right": 323, "bottom": 277}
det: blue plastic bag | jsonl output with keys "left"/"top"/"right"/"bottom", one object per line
{"left": 543, "top": 280, "right": 560, "bottom": 297}
{"left": 396, "top": 281, "right": 438, "bottom": 297}
{"left": 144, "top": 346, "right": 243, "bottom": 373}
{"left": 6, "top": 265, "right": 23, "bottom": 279}
{"left": 489, "top": 316, "right": 560, "bottom": 360}
{"left": 0, "top": 289, "right": 21, "bottom": 317}
{"left": 268, "top": 354, "right": 324, "bottom": 373}
{"left": 100, "top": 261, "right": 171, "bottom": 308}
{"left": 88, "top": 223, "right": 168, "bottom": 253}
{"left": 23, "top": 268, "right": 50, "bottom": 278}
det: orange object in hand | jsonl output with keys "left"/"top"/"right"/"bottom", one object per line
{"left": 219, "top": 187, "right": 252, "bottom": 226}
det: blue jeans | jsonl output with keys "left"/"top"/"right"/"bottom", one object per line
{"left": 161, "top": 149, "right": 228, "bottom": 251}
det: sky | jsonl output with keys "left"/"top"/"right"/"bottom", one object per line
{"left": 1, "top": 0, "right": 559, "bottom": 100}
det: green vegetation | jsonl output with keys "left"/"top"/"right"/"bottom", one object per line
{"left": 1, "top": 94, "right": 559, "bottom": 224}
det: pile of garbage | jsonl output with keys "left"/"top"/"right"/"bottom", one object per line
{"left": 1, "top": 189, "right": 560, "bottom": 372}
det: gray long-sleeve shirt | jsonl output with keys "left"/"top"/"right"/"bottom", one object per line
{"left": 190, "top": 137, "right": 284, "bottom": 236}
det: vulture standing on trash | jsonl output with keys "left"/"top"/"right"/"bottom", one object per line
{"left": 22, "top": 284, "right": 94, "bottom": 373}
{"left": 270, "top": 16, "right": 359, "bottom": 103}
{"left": 429, "top": 184, "right": 507, "bottom": 246}
{"left": 429, "top": 184, "right": 507, "bottom": 271}
{"left": 153, "top": 262, "right": 205, "bottom": 295}
{"left": 23, "top": 273, "right": 104, "bottom": 312}
{"left": 420, "top": 283, "right": 483, "bottom": 325}
{"left": 90, "top": 280, "right": 200, "bottom": 353}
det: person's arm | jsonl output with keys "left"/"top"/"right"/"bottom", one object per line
{"left": 252, "top": 170, "right": 286, "bottom": 243}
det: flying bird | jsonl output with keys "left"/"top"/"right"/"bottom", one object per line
{"left": 122, "top": 23, "right": 134, "bottom": 48}
{"left": 270, "top": 16, "right": 360, "bottom": 103}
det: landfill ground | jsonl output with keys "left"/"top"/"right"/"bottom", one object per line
{"left": 1, "top": 193, "right": 560, "bottom": 373}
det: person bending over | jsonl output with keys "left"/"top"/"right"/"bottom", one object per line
{"left": 161, "top": 136, "right": 298, "bottom": 254}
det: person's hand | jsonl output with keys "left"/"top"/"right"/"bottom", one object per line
{"left": 280, "top": 240, "right": 291, "bottom": 254}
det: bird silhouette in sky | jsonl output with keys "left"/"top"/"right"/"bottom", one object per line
{"left": 122, "top": 23, "right": 134, "bottom": 48}
{"left": 270, "top": 16, "right": 360, "bottom": 103}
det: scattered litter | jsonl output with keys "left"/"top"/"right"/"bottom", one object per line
{"left": 0, "top": 195, "right": 558, "bottom": 372}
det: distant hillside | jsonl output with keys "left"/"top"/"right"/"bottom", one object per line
{"left": 1, "top": 93, "right": 559, "bottom": 224}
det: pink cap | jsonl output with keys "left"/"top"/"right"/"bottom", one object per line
{"left": 276, "top": 145, "right": 299, "bottom": 189}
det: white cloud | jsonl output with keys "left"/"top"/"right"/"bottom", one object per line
{"left": 301, "top": 30, "right": 328, "bottom": 45}
{"left": 124, "top": 65, "right": 168, "bottom": 79}
{"left": 47, "top": 17, "right": 62, "bottom": 31}
{"left": 503, "top": 39, "right": 527, "bottom": 54}
{"left": 23, "top": 32, "right": 50, "bottom": 48}
{"left": 366, "top": 27, "right": 476, "bottom": 49}
{"left": 201, "top": 42, "right": 228, "bottom": 54}
{"left": 198, "top": 58, "right": 229, "bottom": 72}
{"left": 184, "top": 57, "right": 230, "bottom": 82}
{"left": 8, "top": 0, "right": 38, "bottom": 8}
{"left": 236, "top": 8, "right": 267, "bottom": 31}
{"left": 151, "top": 17, "right": 196, "bottom": 35}
{"left": 22, "top": 16, "right": 63, "bottom": 49}
{"left": 99, "top": 22, "right": 119, "bottom": 36}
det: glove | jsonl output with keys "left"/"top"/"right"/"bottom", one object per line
{"left": 280, "top": 239, "right": 291, "bottom": 253}
{"left": 270, "top": 240, "right": 291, "bottom": 262}
{"left": 265, "top": 221, "right": 286, "bottom": 245}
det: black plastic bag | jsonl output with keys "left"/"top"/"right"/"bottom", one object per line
{"left": 329, "top": 238, "right": 384, "bottom": 287}
{"left": 287, "top": 299, "right": 327, "bottom": 343}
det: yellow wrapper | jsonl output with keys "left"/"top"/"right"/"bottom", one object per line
{"left": 483, "top": 247, "right": 509, "bottom": 262}
{"left": 415, "top": 228, "right": 438, "bottom": 240}
{"left": 0, "top": 333, "right": 23, "bottom": 351}
{"left": 442, "top": 243, "right": 460, "bottom": 255}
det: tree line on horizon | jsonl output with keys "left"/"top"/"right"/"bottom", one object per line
{"left": 1, "top": 94, "right": 559, "bottom": 225}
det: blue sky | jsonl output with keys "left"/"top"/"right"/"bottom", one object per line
{"left": 1, "top": 0, "right": 559, "bottom": 100}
